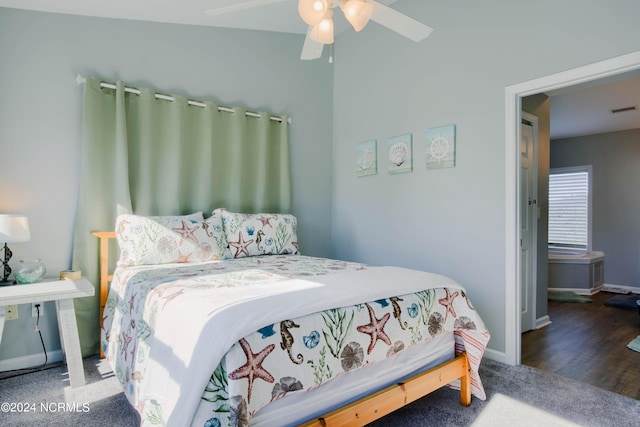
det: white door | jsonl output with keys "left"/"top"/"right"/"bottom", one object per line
{"left": 520, "top": 114, "right": 538, "bottom": 333}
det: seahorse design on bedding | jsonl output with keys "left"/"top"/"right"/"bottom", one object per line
{"left": 280, "top": 319, "right": 304, "bottom": 364}
{"left": 389, "top": 296, "right": 408, "bottom": 330}
{"left": 256, "top": 229, "right": 266, "bottom": 252}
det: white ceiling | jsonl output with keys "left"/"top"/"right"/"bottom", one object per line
{"left": 0, "top": 0, "right": 398, "bottom": 35}
{"left": 546, "top": 70, "right": 640, "bottom": 140}
{"left": 1, "top": 0, "right": 639, "bottom": 140}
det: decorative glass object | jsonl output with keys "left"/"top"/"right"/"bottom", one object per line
{"left": 15, "top": 258, "right": 46, "bottom": 284}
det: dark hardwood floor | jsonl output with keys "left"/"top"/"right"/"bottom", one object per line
{"left": 521, "top": 291, "right": 640, "bottom": 400}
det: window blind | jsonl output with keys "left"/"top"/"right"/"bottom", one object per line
{"left": 548, "top": 170, "right": 590, "bottom": 250}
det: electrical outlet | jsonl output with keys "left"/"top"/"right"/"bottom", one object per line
{"left": 32, "top": 302, "right": 44, "bottom": 317}
{"left": 5, "top": 305, "right": 19, "bottom": 321}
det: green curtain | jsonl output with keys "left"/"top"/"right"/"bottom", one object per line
{"left": 71, "top": 76, "right": 290, "bottom": 356}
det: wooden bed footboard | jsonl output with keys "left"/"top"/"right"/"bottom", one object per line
{"left": 299, "top": 351, "right": 471, "bottom": 426}
{"left": 92, "top": 231, "right": 116, "bottom": 358}
{"left": 92, "top": 231, "right": 474, "bottom": 423}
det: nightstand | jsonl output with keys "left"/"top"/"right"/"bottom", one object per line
{"left": 0, "top": 277, "right": 95, "bottom": 388}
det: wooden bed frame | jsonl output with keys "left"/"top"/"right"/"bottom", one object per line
{"left": 92, "top": 231, "right": 473, "bottom": 426}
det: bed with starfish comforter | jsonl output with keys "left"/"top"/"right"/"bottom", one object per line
{"left": 100, "top": 211, "right": 490, "bottom": 427}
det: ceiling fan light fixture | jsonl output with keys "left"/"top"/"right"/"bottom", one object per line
{"left": 298, "top": 0, "right": 329, "bottom": 26}
{"left": 309, "top": 9, "right": 334, "bottom": 44}
{"left": 343, "top": 0, "right": 373, "bottom": 32}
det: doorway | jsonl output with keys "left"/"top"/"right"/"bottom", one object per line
{"left": 504, "top": 51, "right": 640, "bottom": 365}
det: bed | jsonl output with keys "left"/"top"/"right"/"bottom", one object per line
{"left": 94, "top": 209, "right": 490, "bottom": 427}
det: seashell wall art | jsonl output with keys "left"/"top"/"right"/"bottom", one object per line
{"left": 387, "top": 133, "right": 413, "bottom": 174}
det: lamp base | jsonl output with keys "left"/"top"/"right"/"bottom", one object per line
{"left": 0, "top": 279, "right": 16, "bottom": 286}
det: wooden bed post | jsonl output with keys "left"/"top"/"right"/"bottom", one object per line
{"left": 459, "top": 351, "right": 472, "bottom": 406}
{"left": 91, "top": 231, "right": 116, "bottom": 358}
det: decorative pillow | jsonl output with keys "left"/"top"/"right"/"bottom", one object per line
{"left": 116, "top": 212, "right": 231, "bottom": 267}
{"left": 221, "top": 210, "right": 299, "bottom": 258}
{"left": 206, "top": 208, "right": 232, "bottom": 260}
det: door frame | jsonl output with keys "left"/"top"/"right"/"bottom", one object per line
{"left": 504, "top": 51, "right": 640, "bottom": 365}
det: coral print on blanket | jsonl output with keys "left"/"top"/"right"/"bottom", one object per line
{"left": 102, "top": 255, "right": 490, "bottom": 427}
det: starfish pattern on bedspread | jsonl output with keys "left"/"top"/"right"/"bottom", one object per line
{"left": 128, "top": 292, "right": 137, "bottom": 315}
{"left": 172, "top": 220, "right": 199, "bottom": 243}
{"left": 228, "top": 338, "right": 275, "bottom": 404}
{"left": 357, "top": 303, "right": 391, "bottom": 354}
{"left": 175, "top": 250, "right": 192, "bottom": 263}
{"left": 120, "top": 332, "right": 132, "bottom": 361}
{"left": 229, "top": 232, "right": 254, "bottom": 258}
{"left": 256, "top": 216, "right": 273, "bottom": 227}
{"left": 438, "top": 288, "right": 459, "bottom": 322}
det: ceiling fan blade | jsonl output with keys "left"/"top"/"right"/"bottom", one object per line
{"left": 369, "top": 1, "right": 433, "bottom": 42}
{"left": 204, "top": 0, "right": 290, "bottom": 16}
{"left": 300, "top": 27, "right": 324, "bottom": 60}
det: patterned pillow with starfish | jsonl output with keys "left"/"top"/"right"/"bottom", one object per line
{"left": 221, "top": 210, "right": 299, "bottom": 258}
{"left": 115, "top": 212, "right": 231, "bottom": 267}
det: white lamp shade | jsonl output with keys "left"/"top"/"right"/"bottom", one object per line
{"left": 298, "top": 0, "right": 328, "bottom": 26}
{"left": 343, "top": 0, "right": 373, "bottom": 32}
{"left": 0, "top": 215, "right": 30, "bottom": 243}
{"left": 309, "top": 9, "right": 334, "bottom": 44}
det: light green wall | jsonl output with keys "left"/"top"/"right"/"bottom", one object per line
{"left": 331, "top": 0, "right": 640, "bottom": 354}
{"left": 0, "top": 7, "right": 333, "bottom": 365}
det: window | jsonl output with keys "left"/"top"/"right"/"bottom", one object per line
{"left": 548, "top": 166, "right": 592, "bottom": 254}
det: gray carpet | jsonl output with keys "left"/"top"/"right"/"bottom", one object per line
{"left": 1, "top": 356, "right": 639, "bottom": 426}
{"left": 372, "top": 358, "right": 640, "bottom": 427}
{"left": 0, "top": 357, "right": 139, "bottom": 427}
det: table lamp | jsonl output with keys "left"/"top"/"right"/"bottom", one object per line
{"left": 0, "top": 215, "right": 30, "bottom": 285}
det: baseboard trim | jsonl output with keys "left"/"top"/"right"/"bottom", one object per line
{"left": 0, "top": 350, "right": 63, "bottom": 372}
{"left": 601, "top": 283, "right": 640, "bottom": 294}
{"left": 549, "top": 286, "right": 603, "bottom": 296}
{"left": 535, "top": 315, "right": 552, "bottom": 329}
{"left": 483, "top": 347, "right": 509, "bottom": 365}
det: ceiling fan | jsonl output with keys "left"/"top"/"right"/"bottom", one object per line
{"left": 205, "top": 0, "right": 433, "bottom": 61}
